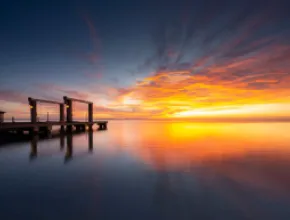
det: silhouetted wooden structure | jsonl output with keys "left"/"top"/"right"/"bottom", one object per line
{"left": 0, "top": 96, "right": 108, "bottom": 135}
{"left": 0, "top": 111, "right": 5, "bottom": 123}
{"left": 28, "top": 97, "right": 65, "bottom": 123}
{"left": 63, "top": 96, "right": 94, "bottom": 131}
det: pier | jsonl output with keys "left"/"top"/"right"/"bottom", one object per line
{"left": 0, "top": 96, "right": 108, "bottom": 136}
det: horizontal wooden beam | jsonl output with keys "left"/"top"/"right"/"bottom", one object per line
{"left": 28, "top": 97, "right": 64, "bottom": 105}
{"left": 63, "top": 96, "right": 93, "bottom": 104}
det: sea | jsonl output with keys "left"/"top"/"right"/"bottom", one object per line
{"left": 0, "top": 120, "right": 290, "bottom": 220}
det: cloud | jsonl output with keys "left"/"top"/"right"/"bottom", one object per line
{"left": 110, "top": 77, "right": 119, "bottom": 84}
{"left": 36, "top": 83, "right": 90, "bottom": 100}
{"left": 0, "top": 89, "right": 28, "bottom": 104}
{"left": 110, "top": 38, "right": 290, "bottom": 118}
{"left": 84, "top": 72, "right": 103, "bottom": 79}
{"left": 59, "top": 89, "right": 89, "bottom": 100}
{"left": 4, "top": 1, "right": 290, "bottom": 120}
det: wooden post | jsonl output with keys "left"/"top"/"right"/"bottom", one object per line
{"left": 28, "top": 98, "right": 37, "bottom": 123}
{"left": 60, "top": 103, "right": 65, "bottom": 131}
{"left": 66, "top": 125, "right": 73, "bottom": 132}
{"left": 59, "top": 104, "right": 64, "bottom": 122}
{"left": 88, "top": 103, "right": 93, "bottom": 123}
{"left": 64, "top": 97, "right": 73, "bottom": 123}
{"left": 67, "top": 100, "right": 72, "bottom": 122}
{"left": 29, "top": 126, "right": 39, "bottom": 136}
{"left": 60, "top": 125, "right": 65, "bottom": 133}
{"left": 46, "top": 125, "right": 52, "bottom": 135}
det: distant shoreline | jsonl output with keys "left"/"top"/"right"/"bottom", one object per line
{"left": 4, "top": 118, "right": 290, "bottom": 123}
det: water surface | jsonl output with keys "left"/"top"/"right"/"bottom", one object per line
{"left": 0, "top": 121, "right": 290, "bottom": 220}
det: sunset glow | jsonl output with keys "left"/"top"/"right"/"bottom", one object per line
{"left": 173, "top": 104, "right": 290, "bottom": 118}
{"left": 1, "top": 1, "right": 290, "bottom": 122}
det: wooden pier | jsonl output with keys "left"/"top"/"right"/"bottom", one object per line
{"left": 0, "top": 121, "right": 108, "bottom": 134}
{"left": 0, "top": 96, "right": 108, "bottom": 135}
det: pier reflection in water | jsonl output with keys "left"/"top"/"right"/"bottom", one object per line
{"left": 29, "top": 131, "right": 94, "bottom": 163}
{"left": 0, "top": 121, "right": 290, "bottom": 220}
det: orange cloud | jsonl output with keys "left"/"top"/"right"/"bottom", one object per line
{"left": 98, "top": 43, "right": 290, "bottom": 119}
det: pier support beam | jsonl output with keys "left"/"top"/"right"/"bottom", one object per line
{"left": 29, "top": 127, "right": 39, "bottom": 135}
{"left": 39, "top": 126, "right": 52, "bottom": 135}
{"left": 46, "top": 125, "right": 52, "bottom": 135}
{"left": 64, "top": 98, "right": 73, "bottom": 123}
{"left": 88, "top": 103, "right": 93, "bottom": 130}
{"left": 60, "top": 103, "right": 65, "bottom": 132}
{"left": 60, "top": 104, "right": 65, "bottom": 122}
{"left": 88, "top": 103, "right": 93, "bottom": 123}
{"left": 60, "top": 125, "right": 65, "bottom": 133}
{"left": 28, "top": 98, "right": 37, "bottom": 123}
{"left": 75, "top": 125, "right": 81, "bottom": 132}
{"left": 66, "top": 125, "right": 73, "bottom": 132}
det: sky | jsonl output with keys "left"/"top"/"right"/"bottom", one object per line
{"left": 1, "top": 0, "right": 290, "bottom": 121}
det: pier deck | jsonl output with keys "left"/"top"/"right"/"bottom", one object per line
{"left": 0, "top": 121, "right": 108, "bottom": 134}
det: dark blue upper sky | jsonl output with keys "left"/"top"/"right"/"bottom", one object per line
{"left": 0, "top": 0, "right": 178, "bottom": 88}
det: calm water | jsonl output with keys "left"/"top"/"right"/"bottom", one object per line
{"left": 0, "top": 121, "right": 290, "bottom": 220}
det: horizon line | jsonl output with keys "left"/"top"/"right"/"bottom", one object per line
{"left": 4, "top": 117, "right": 290, "bottom": 123}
